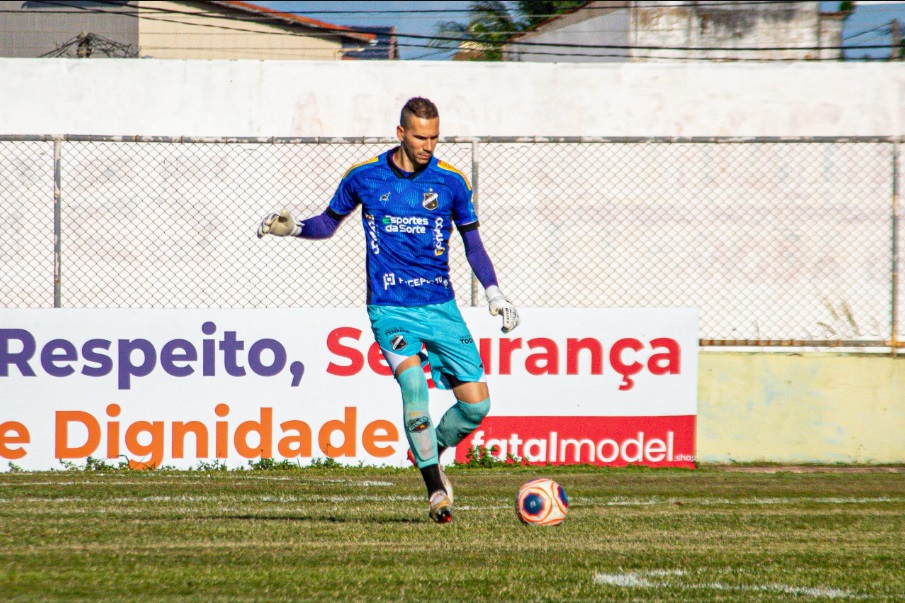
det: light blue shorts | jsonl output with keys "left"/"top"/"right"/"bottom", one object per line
{"left": 367, "top": 299, "right": 486, "bottom": 390}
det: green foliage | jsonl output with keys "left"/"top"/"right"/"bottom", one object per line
{"left": 83, "top": 456, "right": 118, "bottom": 471}
{"left": 430, "top": 0, "right": 586, "bottom": 61}
{"left": 456, "top": 445, "right": 524, "bottom": 468}
{"left": 191, "top": 459, "right": 229, "bottom": 472}
{"left": 308, "top": 456, "right": 344, "bottom": 469}
{"left": 517, "top": 0, "right": 585, "bottom": 28}
{"left": 247, "top": 457, "right": 301, "bottom": 471}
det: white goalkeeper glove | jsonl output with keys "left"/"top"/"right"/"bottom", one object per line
{"left": 486, "top": 285, "right": 520, "bottom": 333}
{"left": 256, "top": 209, "right": 302, "bottom": 238}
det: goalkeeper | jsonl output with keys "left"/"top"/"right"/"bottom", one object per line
{"left": 257, "top": 97, "right": 519, "bottom": 524}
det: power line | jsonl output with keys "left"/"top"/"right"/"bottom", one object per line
{"left": 22, "top": 0, "right": 827, "bottom": 19}
{"left": 5, "top": 18, "right": 840, "bottom": 37}
{"left": 21, "top": 0, "right": 895, "bottom": 58}
{"left": 844, "top": 23, "right": 892, "bottom": 42}
{"left": 127, "top": 39, "right": 881, "bottom": 62}
{"left": 229, "top": 1, "right": 854, "bottom": 15}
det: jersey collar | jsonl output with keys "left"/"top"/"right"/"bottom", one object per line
{"left": 386, "top": 147, "right": 435, "bottom": 180}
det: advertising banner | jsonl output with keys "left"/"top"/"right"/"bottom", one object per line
{"left": 0, "top": 308, "right": 697, "bottom": 470}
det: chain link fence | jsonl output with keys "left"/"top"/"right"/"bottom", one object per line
{"left": 0, "top": 135, "right": 899, "bottom": 350}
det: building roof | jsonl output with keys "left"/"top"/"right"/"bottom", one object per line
{"left": 208, "top": 1, "right": 376, "bottom": 44}
{"left": 343, "top": 26, "right": 398, "bottom": 60}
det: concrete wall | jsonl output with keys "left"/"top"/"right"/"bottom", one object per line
{"left": 699, "top": 353, "right": 905, "bottom": 463}
{"left": 0, "top": 59, "right": 903, "bottom": 137}
{"left": 1, "top": 58, "right": 903, "bottom": 463}
{"left": 634, "top": 1, "right": 832, "bottom": 61}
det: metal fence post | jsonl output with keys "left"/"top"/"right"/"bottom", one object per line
{"left": 892, "top": 140, "right": 901, "bottom": 355}
{"left": 53, "top": 137, "right": 62, "bottom": 308}
{"left": 471, "top": 138, "right": 480, "bottom": 307}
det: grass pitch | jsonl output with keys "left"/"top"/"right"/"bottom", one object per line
{"left": 1, "top": 464, "right": 903, "bottom": 602}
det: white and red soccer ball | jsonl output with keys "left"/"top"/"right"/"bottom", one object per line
{"left": 515, "top": 478, "right": 569, "bottom": 526}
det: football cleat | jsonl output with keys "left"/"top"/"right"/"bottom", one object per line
{"left": 408, "top": 449, "right": 453, "bottom": 503}
{"left": 429, "top": 490, "right": 453, "bottom": 524}
{"left": 439, "top": 465, "right": 454, "bottom": 504}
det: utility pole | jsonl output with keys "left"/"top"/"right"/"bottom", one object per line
{"left": 891, "top": 19, "right": 901, "bottom": 60}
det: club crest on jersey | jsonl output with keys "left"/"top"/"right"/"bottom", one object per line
{"left": 391, "top": 334, "right": 407, "bottom": 351}
{"left": 422, "top": 189, "right": 439, "bottom": 210}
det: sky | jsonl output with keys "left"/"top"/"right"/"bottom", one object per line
{"left": 250, "top": 1, "right": 479, "bottom": 60}
{"left": 836, "top": 1, "right": 905, "bottom": 59}
{"left": 251, "top": 1, "right": 905, "bottom": 61}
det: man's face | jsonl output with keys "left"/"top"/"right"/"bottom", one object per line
{"left": 397, "top": 116, "right": 439, "bottom": 168}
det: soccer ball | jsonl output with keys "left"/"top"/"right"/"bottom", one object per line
{"left": 515, "top": 478, "right": 569, "bottom": 526}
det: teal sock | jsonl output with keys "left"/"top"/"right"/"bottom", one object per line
{"left": 397, "top": 366, "right": 438, "bottom": 468}
{"left": 436, "top": 397, "right": 490, "bottom": 450}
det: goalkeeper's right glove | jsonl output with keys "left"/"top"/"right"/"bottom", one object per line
{"left": 256, "top": 209, "right": 302, "bottom": 238}
{"left": 486, "top": 285, "right": 520, "bottom": 333}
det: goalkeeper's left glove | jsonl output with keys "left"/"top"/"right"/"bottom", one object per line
{"left": 256, "top": 209, "right": 302, "bottom": 238}
{"left": 486, "top": 285, "right": 520, "bottom": 333}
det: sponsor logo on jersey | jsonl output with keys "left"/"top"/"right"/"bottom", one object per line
{"left": 383, "top": 215, "right": 428, "bottom": 234}
{"left": 422, "top": 189, "right": 439, "bottom": 210}
{"left": 365, "top": 213, "right": 380, "bottom": 255}
{"left": 401, "top": 276, "right": 449, "bottom": 289}
{"left": 380, "top": 192, "right": 390, "bottom": 202}
{"left": 433, "top": 217, "right": 446, "bottom": 256}
{"left": 382, "top": 273, "right": 396, "bottom": 289}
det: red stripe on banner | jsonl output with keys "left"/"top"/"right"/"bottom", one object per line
{"left": 455, "top": 415, "right": 696, "bottom": 468}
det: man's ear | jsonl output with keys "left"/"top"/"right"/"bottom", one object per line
{"left": 396, "top": 124, "right": 405, "bottom": 141}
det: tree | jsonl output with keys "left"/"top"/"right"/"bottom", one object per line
{"left": 519, "top": 0, "right": 585, "bottom": 28}
{"left": 431, "top": 0, "right": 585, "bottom": 61}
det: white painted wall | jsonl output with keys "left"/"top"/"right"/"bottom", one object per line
{"left": 0, "top": 59, "right": 902, "bottom": 137}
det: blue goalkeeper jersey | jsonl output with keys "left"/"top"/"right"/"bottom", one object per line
{"left": 326, "top": 148, "right": 478, "bottom": 306}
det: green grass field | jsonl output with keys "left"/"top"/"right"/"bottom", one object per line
{"left": 1, "top": 463, "right": 903, "bottom": 602}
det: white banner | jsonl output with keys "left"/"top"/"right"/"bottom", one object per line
{"left": 0, "top": 308, "right": 697, "bottom": 470}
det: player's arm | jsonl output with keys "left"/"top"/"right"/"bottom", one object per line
{"left": 257, "top": 165, "right": 358, "bottom": 240}
{"left": 460, "top": 225, "right": 520, "bottom": 333}
{"left": 256, "top": 208, "right": 344, "bottom": 240}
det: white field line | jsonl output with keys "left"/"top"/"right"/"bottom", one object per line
{"left": 0, "top": 477, "right": 396, "bottom": 487}
{"left": 0, "top": 481, "right": 196, "bottom": 487}
{"left": 579, "top": 496, "right": 903, "bottom": 507}
{"left": 318, "top": 479, "right": 395, "bottom": 486}
{"left": 0, "top": 494, "right": 424, "bottom": 505}
{"left": 593, "top": 570, "right": 861, "bottom": 599}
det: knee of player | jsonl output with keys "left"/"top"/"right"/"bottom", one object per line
{"left": 458, "top": 396, "right": 490, "bottom": 422}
